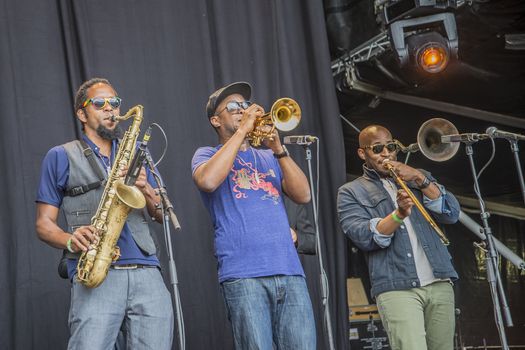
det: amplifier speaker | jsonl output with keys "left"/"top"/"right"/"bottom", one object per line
{"left": 349, "top": 304, "right": 390, "bottom": 349}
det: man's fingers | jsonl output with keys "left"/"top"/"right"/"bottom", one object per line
{"left": 119, "top": 165, "right": 129, "bottom": 177}
{"left": 72, "top": 226, "right": 97, "bottom": 251}
{"left": 134, "top": 169, "right": 148, "bottom": 189}
{"left": 290, "top": 228, "right": 297, "bottom": 243}
{"left": 72, "top": 235, "right": 89, "bottom": 251}
{"left": 400, "top": 199, "right": 414, "bottom": 208}
{"left": 397, "top": 190, "right": 409, "bottom": 199}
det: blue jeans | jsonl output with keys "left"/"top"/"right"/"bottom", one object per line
{"left": 221, "top": 275, "right": 316, "bottom": 350}
{"left": 68, "top": 267, "right": 173, "bottom": 350}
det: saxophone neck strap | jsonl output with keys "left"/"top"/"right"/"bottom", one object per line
{"left": 64, "top": 139, "right": 106, "bottom": 197}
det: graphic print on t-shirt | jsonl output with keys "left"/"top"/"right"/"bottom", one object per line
{"left": 232, "top": 157, "right": 280, "bottom": 204}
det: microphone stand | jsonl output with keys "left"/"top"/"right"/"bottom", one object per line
{"left": 463, "top": 142, "right": 513, "bottom": 350}
{"left": 508, "top": 139, "right": 525, "bottom": 206}
{"left": 400, "top": 142, "right": 419, "bottom": 165}
{"left": 301, "top": 140, "right": 336, "bottom": 350}
{"left": 144, "top": 150, "right": 185, "bottom": 350}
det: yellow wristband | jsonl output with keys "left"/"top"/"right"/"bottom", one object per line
{"left": 391, "top": 211, "right": 404, "bottom": 224}
{"left": 66, "top": 237, "right": 75, "bottom": 253}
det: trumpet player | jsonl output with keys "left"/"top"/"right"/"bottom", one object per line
{"left": 191, "top": 82, "right": 316, "bottom": 349}
{"left": 35, "top": 78, "right": 173, "bottom": 349}
{"left": 337, "top": 125, "right": 460, "bottom": 350}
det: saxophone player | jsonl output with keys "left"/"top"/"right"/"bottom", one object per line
{"left": 35, "top": 78, "right": 173, "bottom": 349}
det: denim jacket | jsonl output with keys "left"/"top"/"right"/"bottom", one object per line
{"left": 337, "top": 165, "right": 460, "bottom": 298}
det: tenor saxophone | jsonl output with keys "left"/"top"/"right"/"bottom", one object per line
{"left": 77, "top": 105, "right": 147, "bottom": 288}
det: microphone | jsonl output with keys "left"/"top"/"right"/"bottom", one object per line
{"left": 124, "top": 126, "right": 152, "bottom": 186}
{"left": 441, "top": 133, "right": 488, "bottom": 144}
{"left": 486, "top": 127, "right": 525, "bottom": 141}
{"left": 283, "top": 135, "right": 318, "bottom": 145}
{"left": 401, "top": 143, "right": 419, "bottom": 153}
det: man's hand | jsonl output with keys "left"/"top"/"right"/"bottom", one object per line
{"left": 396, "top": 189, "right": 414, "bottom": 218}
{"left": 238, "top": 103, "right": 263, "bottom": 136}
{"left": 119, "top": 165, "right": 149, "bottom": 194}
{"left": 134, "top": 166, "right": 149, "bottom": 193}
{"left": 384, "top": 160, "right": 425, "bottom": 185}
{"left": 290, "top": 227, "right": 298, "bottom": 244}
{"left": 262, "top": 128, "right": 284, "bottom": 154}
{"left": 70, "top": 226, "right": 96, "bottom": 252}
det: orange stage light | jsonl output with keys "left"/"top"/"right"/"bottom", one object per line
{"left": 418, "top": 44, "right": 449, "bottom": 73}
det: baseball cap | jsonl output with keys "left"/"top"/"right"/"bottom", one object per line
{"left": 206, "top": 81, "right": 252, "bottom": 119}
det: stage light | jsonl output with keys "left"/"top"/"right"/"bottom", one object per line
{"left": 389, "top": 12, "right": 458, "bottom": 74}
{"left": 381, "top": 0, "right": 459, "bottom": 25}
{"left": 407, "top": 31, "right": 451, "bottom": 73}
{"left": 419, "top": 45, "right": 448, "bottom": 72}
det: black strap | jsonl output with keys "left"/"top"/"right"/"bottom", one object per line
{"left": 64, "top": 140, "right": 106, "bottom": 197}
{"left": 80, "top": 139, "right": 106, "bottom": 180}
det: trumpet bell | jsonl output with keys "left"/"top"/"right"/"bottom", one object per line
{"left": 248, "top": 98, "right": 301, "bottom": 147}
{"left": 417, "top": 118, "right": 460, "bottom": 162}
{"left": 271, "top": 98, "right": 301, "bottom": 132}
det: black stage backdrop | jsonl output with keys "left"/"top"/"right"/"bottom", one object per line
{"left": 0, "top": 0, "right": 348, "bottom": 349}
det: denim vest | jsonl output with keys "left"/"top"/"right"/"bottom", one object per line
{"left": 337, "top": 165, "right": 459, "bottom": 298}
{"left": 61, "top": 140, "right": 156, "bottom": 257}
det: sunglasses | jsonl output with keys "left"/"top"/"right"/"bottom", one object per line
{"left": 82, "top": 96, "right": 122, "bottom": 110}
{"left": 363, "top": 141, "right": 400, "bottom": 154}
{"left": 217, "top": 100, "right": 252, "bottom": 115}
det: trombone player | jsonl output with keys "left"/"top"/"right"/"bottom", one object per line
{"left": 337, "top": 125, "right": 460, "bottom": 350}
{"left": 191, "top": 82, "right": 316, "bottom": 349}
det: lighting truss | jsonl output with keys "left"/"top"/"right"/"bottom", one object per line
{"left": 331, "top": 31, "right": 390, "bottom": 75}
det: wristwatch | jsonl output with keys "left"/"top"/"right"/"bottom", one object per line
{"left": 273, "top": 145, "right": 289, "bottom": 159}
{"left": 418, "top": 176, "right": 431, "bottom": 189}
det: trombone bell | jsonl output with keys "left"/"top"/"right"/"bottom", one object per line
{"left": 417, "top": 118, "right": 460, "bottom": 162}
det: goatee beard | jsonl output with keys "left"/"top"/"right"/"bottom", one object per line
{"left": 96, "top": 124, "right": 123, "bottom": 140}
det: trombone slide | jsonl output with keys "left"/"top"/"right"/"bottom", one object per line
{"left": 384, "top": 163, "right": 450, "bottom": 246}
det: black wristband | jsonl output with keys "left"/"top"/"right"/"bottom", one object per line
{"left": 418, "top": 176, "right": 431, "bottom": 189}
{"left": 273, "top": 145, "right": 289, "bottom": 159}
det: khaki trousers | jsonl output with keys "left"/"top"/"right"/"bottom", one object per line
{"left": 376, "top": 281, "right": 455, "bottom": 350}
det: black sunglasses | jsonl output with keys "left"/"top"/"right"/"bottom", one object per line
{"left": 82, "top": 96, "right": 122, "bottom": 110}
{"left": 363, "top": 141, "right": 400, "bottom": 154}
{"left": 217, "top": 101, "right": 252, "bottom": 115}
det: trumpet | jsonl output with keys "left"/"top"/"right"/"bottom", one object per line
{"left": 248, "top": 98, "right": 301, "bottom": 147}
{"left": 383, "top": 160, "right": 450, "bottom": 246}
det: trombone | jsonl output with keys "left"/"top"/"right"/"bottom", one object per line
{"left": 384, "top": 161, "right": 450, "bottom": 245}
{"left": 387, "top": 118, "right": 460, "bottom": 246}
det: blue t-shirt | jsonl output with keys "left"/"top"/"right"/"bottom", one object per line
{"left": 191, "top": 145, "right": 304, "bottom": 283}
{"left": 36, "top": 135, "right": 160, "bottom": 278}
